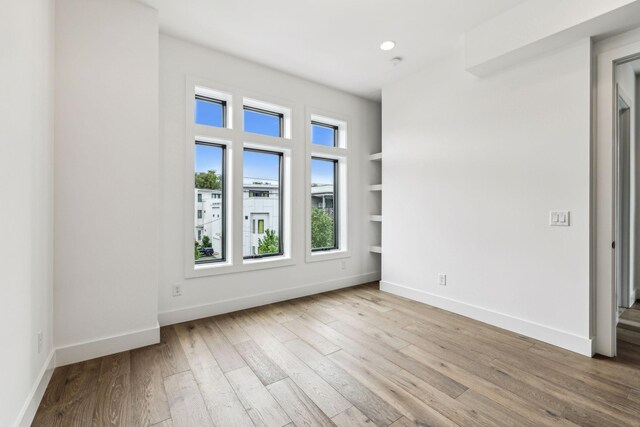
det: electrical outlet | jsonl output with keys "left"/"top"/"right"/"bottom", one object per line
{"left": 438, "top": 273, "right": 447, "bottom": 286}
{"left": 37, "top": 331, "right": 43, "bottom": 354}
{"left": 341, "top": 260, "right": 347, "bottom": 270}
{"left": 173, "top": 284, "right": 183, "bottom": 297}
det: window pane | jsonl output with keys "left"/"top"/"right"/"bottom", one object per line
{"left": 312, "top": 122, "right": 337, "bottom": 147}
{"left": 243, "top": 149, "right": 282, "bottom": 257}
{"left": 195, "top": 96, "right": 225, "bottom": 127}
{"left": 311, "top": 158, "right": 337, "bottom": 250}
{"left": 195, "top": 143, "right": 225, "bottom": 263}
{"left": 244, "top": 107, "right": 282, "bottom": 137}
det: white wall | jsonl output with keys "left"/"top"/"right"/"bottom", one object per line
{"left": 0, "top": 1, "right": 55, "bottom": 425}
{"left": 382, "top": 40, "right": 593, "bottom": 355}
{"left": 54, "top": 0, "right": 160, "bottom": 364}
{"left": 158, "top": 35, "right": 381, "bottom": 323}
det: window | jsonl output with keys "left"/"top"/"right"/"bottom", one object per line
{"left": 312, "top": 121, "right": 338, "bottom": 147}
{"left": 195, "top": 95, "right": 226, "bottom": 128}
{"left": 249, "top": 190, "right": 269, "bottom": 198}
{"left": 195, "top": 142, "right": 226, "bottom": 263}
{"left": 243, "top": 149, "right": 283, "bottom": 258}
{"left": 311, "top": 158, "right": 338, "bottom": 251}
{"left": 244, "top": 106, "right": 283, "bottom": 137}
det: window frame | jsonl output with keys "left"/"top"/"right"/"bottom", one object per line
{"left": 243, "top": 147, "right": 285, "bottom": 260}
{"left": 194, "top": 140, "right": 227, "bottom": 265}
{"left": 186, "top": 77, "right": 297, "bottom": 278}
{"left": 243, "top": 105, "right": 284, "bottom": 138}
{"left": 310, "top": 156, "right": 339, "bottom": 252}
{"left": 305, "top": 107, "right": 350, "bottom": 263}
{"left": 195, "top": 94, "right": 228, "bottom": 128}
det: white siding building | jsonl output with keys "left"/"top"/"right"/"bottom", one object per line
{"left": 194, "top": 188, "right": 223, "bottom": 257}
{"left": 195, "top": 183, "right": 281, "bottom": 258}
{"left": 243, "top": 182, "right": 280, "bottom": 257}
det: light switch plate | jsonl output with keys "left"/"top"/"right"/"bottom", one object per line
{"left": 549, "top": 211, "right": 570, "bottom": 226}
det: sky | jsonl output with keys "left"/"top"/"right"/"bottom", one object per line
{"left": 195, "top": 98, "right": 335, "bottom": 185}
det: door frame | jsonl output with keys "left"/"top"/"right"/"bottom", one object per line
{"left": 594, "top": 34, "right": 640, "bottom": 357}
{"left": 615, "top": 85, "right": 632, "bottom": 316}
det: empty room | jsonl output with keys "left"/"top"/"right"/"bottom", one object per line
{"left": 4, "top": 0, "right": 640, "bottom": 426}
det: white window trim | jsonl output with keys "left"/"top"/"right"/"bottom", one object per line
{"left": 186, "top": 136, "right": 235, "bottom": 278}
{"left": 305, "top": 107, "right": 351, "bottom": 263}
{"left": 185, "top": 76, "right": 297, "bottom": 278}
{"left": 242, "top": 141, "right": 293, "bottom": 265}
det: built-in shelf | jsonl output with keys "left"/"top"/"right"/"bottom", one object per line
{"left": 369, "top": 152, "right": 382, "bottom": 161}
{"left": 369, "top": 151, "right": 382, "bottom": 257}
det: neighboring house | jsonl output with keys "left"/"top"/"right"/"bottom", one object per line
{"left": 311, "top": 184, "right": 334, "bottom": 216}
{"left": 243, "top": 182, "right": 280, "bottom": 257}
{"left": 194, "top": 188, "right": 223, "bottom": 257}
{"left": 195, "top": 182, "right": 281, "bottom": 257}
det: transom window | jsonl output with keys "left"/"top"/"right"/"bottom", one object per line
{"left": 312, "top": 121, "right": 338, "bottom": 147}
{"left": 244, "top": 106, "right": 283, "bottom": 137}
{"left": 195, "top": 95, "right": 226, "bottom": 128}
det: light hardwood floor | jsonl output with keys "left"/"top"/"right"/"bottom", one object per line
{"left": 33, "top": 284, "right": 640, "bottom": 426}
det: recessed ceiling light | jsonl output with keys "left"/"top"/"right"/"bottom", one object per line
{"left": 380, "top": 40, "right": 395, "bottom": 51}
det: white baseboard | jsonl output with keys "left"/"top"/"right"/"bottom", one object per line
{"left": 158, "top": 271, "right": 381, "bottom": 326}
{"left": 13, "top": 273, "right": 379, "bottom": 425}
{"left": 631, "top": 288, "right": 637, "bottom": 304}
{"left": 14, "top": 349, "right": 56, "bottom": 427}
{"left": 56, "top": 323, "right": 160, "bottom": 366}
{"left": 380, "top": 280, "right": 593, "bottom": 357}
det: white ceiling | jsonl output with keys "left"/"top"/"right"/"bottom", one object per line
{"left": 140, "top": 0, "right": 524, "bottom": 100}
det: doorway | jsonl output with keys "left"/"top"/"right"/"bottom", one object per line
{"left": 613, "top": 59, "right": 640, "bottom": 354}
{"left": 615, "top": 87, "right": 632, "bottom": 316}
{"left": 594, "top": 31, "right": 640, "bottom": 357}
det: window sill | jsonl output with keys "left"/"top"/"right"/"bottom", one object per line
{"left": 306, "top": 248, "right": 350, "bottom": 263}
{"left": 185, "top": 255, "right": 295, "bottom": 278}
{"left": 241, "top": 255, "right": 296, "bottom": 272}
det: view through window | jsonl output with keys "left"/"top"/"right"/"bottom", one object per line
{"left": 194, "top": 143, "right": 225, "bottom": 263}
{"left": 244, "top": 106, "right": 283, "bottom": 137}
{"left": 243, "top": 149, "right": 283, "bottom": 258}
{"left": 311, "top": 121, "right": 338, "bottom": 147}
{"left": 195, "top": 95, "right": 225, "bottom": 127}
{"left": 311, "top": 158, "right": 338, "bottom": 250}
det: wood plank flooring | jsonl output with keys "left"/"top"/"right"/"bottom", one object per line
{"left": 32, "top": 284, "right": 640, "bottom": 426}
{"left": 620, "top": 300, "right": 640, "bottom": 326}
{"left": 619, "top": 300, "right": 640, "bottom": 350}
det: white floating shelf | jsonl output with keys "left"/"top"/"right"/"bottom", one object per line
{"left": 369, "top": 152, "right": 382, "bottom": 161}
{"left": 369, "top": 215, "right": 382, "bottom": 222}
{"left": 369, "top": 245, "right": 382, "bottom": 254}
{"left": 369, "top": 184, "right": 382, "bottom": 192}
